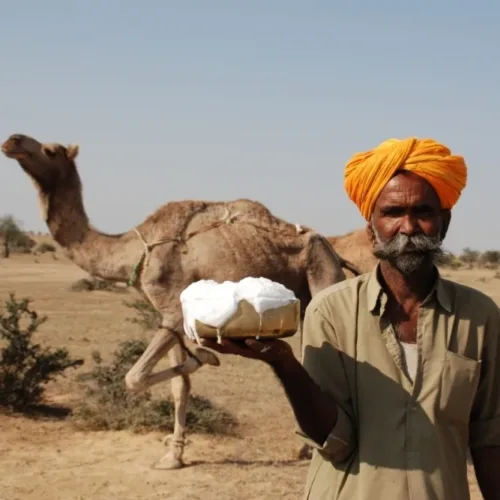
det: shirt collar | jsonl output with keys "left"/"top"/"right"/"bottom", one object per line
{"left": 367, "top": 263, "right": 452, "bottom": 315}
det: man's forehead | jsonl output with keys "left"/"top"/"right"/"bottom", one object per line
{"left": 376, "top": 171, "right": 440, "bottom": 206}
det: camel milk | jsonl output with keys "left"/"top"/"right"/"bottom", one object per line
{"left": 180, "top": 277, "right": 298, "bottom": 344}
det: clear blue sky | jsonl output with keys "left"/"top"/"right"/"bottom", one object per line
{"left": 1, "top": 1, "right": 499, "bottom": 253}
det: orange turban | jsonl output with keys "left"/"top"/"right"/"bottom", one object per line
{"left": 344, "top": 137, "right": 468, "bottom": 220}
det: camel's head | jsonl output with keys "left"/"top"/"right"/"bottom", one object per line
{"left": 1, "top": 134, "right": 80, "bottom": 194}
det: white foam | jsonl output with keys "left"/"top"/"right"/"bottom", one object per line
{"left": 180, "top": 277, "right": 297, "bottom": 344}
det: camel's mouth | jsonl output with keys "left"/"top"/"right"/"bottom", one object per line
{"left": 1, "top": 140, "right": 28, "bottom": 160}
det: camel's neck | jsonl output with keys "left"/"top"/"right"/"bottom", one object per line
{"left": 44, "top": 186, "right": 142, "bottom": 283}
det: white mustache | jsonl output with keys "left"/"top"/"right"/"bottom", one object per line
{"left": 373, "top": 232, "right": 442, "bottom": 259}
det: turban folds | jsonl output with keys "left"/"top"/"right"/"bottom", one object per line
{"left": 344, "top": 137, "right": 468, "bottom": 220}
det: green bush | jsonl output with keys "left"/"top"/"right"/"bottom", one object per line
{"left": 0, "top": 294, "right": 83, "bottom": 411}
{"left": 460, "top": 247, "right": 480, "bottom": 265}
{"left": 35, "top": 242, "right": 57, "bottom": 253}
{"left": 72, "top": 339, "right": 238, "bottom": 435}
{"left": 437, "top": 251, "right": 462, "bottom": 270}
{"left": 70, "top": 277, "right": 124, "bottom": 293}
{"left": 0, "top": 215, "right": 35, "bottom": 257}
{"left": 479, "top": 251, "right": 500, "bottom": 267}
{"left": 123, "top": 298, "right": 162, "bottom": 330}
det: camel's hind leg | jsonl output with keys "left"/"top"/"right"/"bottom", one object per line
{"left": 154, "top": 343, "right": 191, "bottom": 470}
{"left": 125, "top": 327, "right": 220, "bottom": 394}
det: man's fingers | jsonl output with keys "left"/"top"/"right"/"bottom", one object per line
{"left": 200, "top": 339, "right": 251, "bottom": 356}
{"left": 244, "top": 339, "right": 270, "bottom": 352}
{"left": 246, "top": 339, "right": 284, "bottom": 350}
{"left": 199, "top": 337, "right": 287, "bottom": 360}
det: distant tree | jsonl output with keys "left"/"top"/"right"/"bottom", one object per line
{"left": 0, "top": 215, "right": 22, "bottom": 258}
{"left": 460, "top": 247, "right": 480, "bottom": 265}
{"left": 479, "top": 250, "right": 500, "bottom": 267}
{"left": 0, "top": 215, "right": 35, "bottom": 258}
{"left": 435, "top": 250, "right": 461, "bottom": 269}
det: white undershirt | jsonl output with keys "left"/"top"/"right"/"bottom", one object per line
{"left": 399, "top": 342, "right": 419, "bottom": 383}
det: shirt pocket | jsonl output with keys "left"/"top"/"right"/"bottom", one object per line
{"left": 437, "top": 350, "right": 481, "bottom": 426}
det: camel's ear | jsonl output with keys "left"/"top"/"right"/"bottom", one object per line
{"left": 66, "top": 144, "right": 79, "bottom": 160}
{"left": 41, "top": 144, "right": 57, "bottom": 157}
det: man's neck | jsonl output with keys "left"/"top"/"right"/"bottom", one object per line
{"left": 378, "top": 261, "right": 437, "bottom": 307}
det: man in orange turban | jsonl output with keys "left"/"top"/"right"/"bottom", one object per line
{"left": 344, "top": 137, "right": 468, "bottom": 221}
{"left": 343, "top": 137, "right": 469, "bottom": 276}
{"left": 201, "top": 138, "right": 500, "bottom": 499}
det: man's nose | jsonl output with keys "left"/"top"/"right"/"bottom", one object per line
{"left": 399, "top": 214, "right": 420, "bottom": 235}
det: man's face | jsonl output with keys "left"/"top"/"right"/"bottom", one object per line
{"left": 369, "top": 171, "right": 449, "bottom": 276}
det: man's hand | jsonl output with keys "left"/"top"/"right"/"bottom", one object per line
{"left": 199, "top": 337, "right": 295, "bottom": 366}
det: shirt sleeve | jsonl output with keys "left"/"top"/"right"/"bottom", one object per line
{"left": 469, "top": 302, "right": 500, "bottom": 449}
{"left": 294, "top": 297, "right": 356, "bottom": 463}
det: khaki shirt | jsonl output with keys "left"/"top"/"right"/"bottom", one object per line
{"left": 297, "top": 265, "right": 500, "bottom": 500}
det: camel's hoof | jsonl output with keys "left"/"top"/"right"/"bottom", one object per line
{"left": 193, "top": 347, "right": 220, "bottom": 367}
{"left": 153, "top": 453, "right": 184, "bottom": 470}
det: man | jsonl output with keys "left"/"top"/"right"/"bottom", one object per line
{"left": 201, "top": 137, "right": 500, "bottom": 499}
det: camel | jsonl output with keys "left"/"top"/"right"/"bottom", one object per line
{"left": 1, "top": 133, "right": 361, "bottom": 470}
{"left": 328, "top": 229, "right": 379, "bottom": 278}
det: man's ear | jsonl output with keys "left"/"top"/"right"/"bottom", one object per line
{"left": 440, "top": 209, "right": 451, "bottom": 240}
{"left": 366, "top": 219, "right": 375, "bottom": 245}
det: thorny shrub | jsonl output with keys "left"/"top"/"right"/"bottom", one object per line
{"left": 0, "top": 215, "right": 36, "bottom": 257}
{"left": 69, "top": 277, "right": 124, "bottom": 293}
{"left": 72, "top": 339, "right": 238, "bottom": 435}
{"left": 123, "top": 298, "right": 162, "bottom": 330}
{"left": 479, "top": 250, "right": 500, "bottom": 268}
{"left": 0, "top": 294, "right": 83, "bottom": 411}
{"left": 435, "top": 251, "right": 462, "bottom": 269}
{"left": 34, "top": 242, "right": 57, "bottom": 253}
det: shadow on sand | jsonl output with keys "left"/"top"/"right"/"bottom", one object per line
{"left": 184, "top": 458, "right": 306, "bottom": 467}
{"left": 2, "top": 403, "right": 72, "bottom": 421}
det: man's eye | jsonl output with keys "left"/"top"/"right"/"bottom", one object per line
{"left": 414, "top": 207, "right": 435, "bottom": 217}
{"left": 383, "top": 208, "right": 404, "bottom": 217}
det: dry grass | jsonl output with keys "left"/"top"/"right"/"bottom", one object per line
{"left": 0, "top": 252, "right": 495, "bottom": 499}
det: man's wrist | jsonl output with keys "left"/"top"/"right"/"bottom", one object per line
{"left": 268, "top": 352, "right": 302, "bottom": 375}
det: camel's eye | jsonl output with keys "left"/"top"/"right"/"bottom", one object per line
{"left": 44, "top": 148, "right": 56, "bottom": 158}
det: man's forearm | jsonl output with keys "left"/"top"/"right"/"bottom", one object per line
{"left": 270, "top": 356, "right": 339, "bottom": 446}
{"left": 471, "top": 446, "right": 500, "bottom": 500}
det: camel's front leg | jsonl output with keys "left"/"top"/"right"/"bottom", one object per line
{"left": 154, "top": 342, "right": 191, "bottom": 470}
{"left": 125, "top": 327, "right": 220, "bottom": 393}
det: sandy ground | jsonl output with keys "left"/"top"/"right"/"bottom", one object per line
{"left": 0, "top": 253, "right": 497, "bottom": 499}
